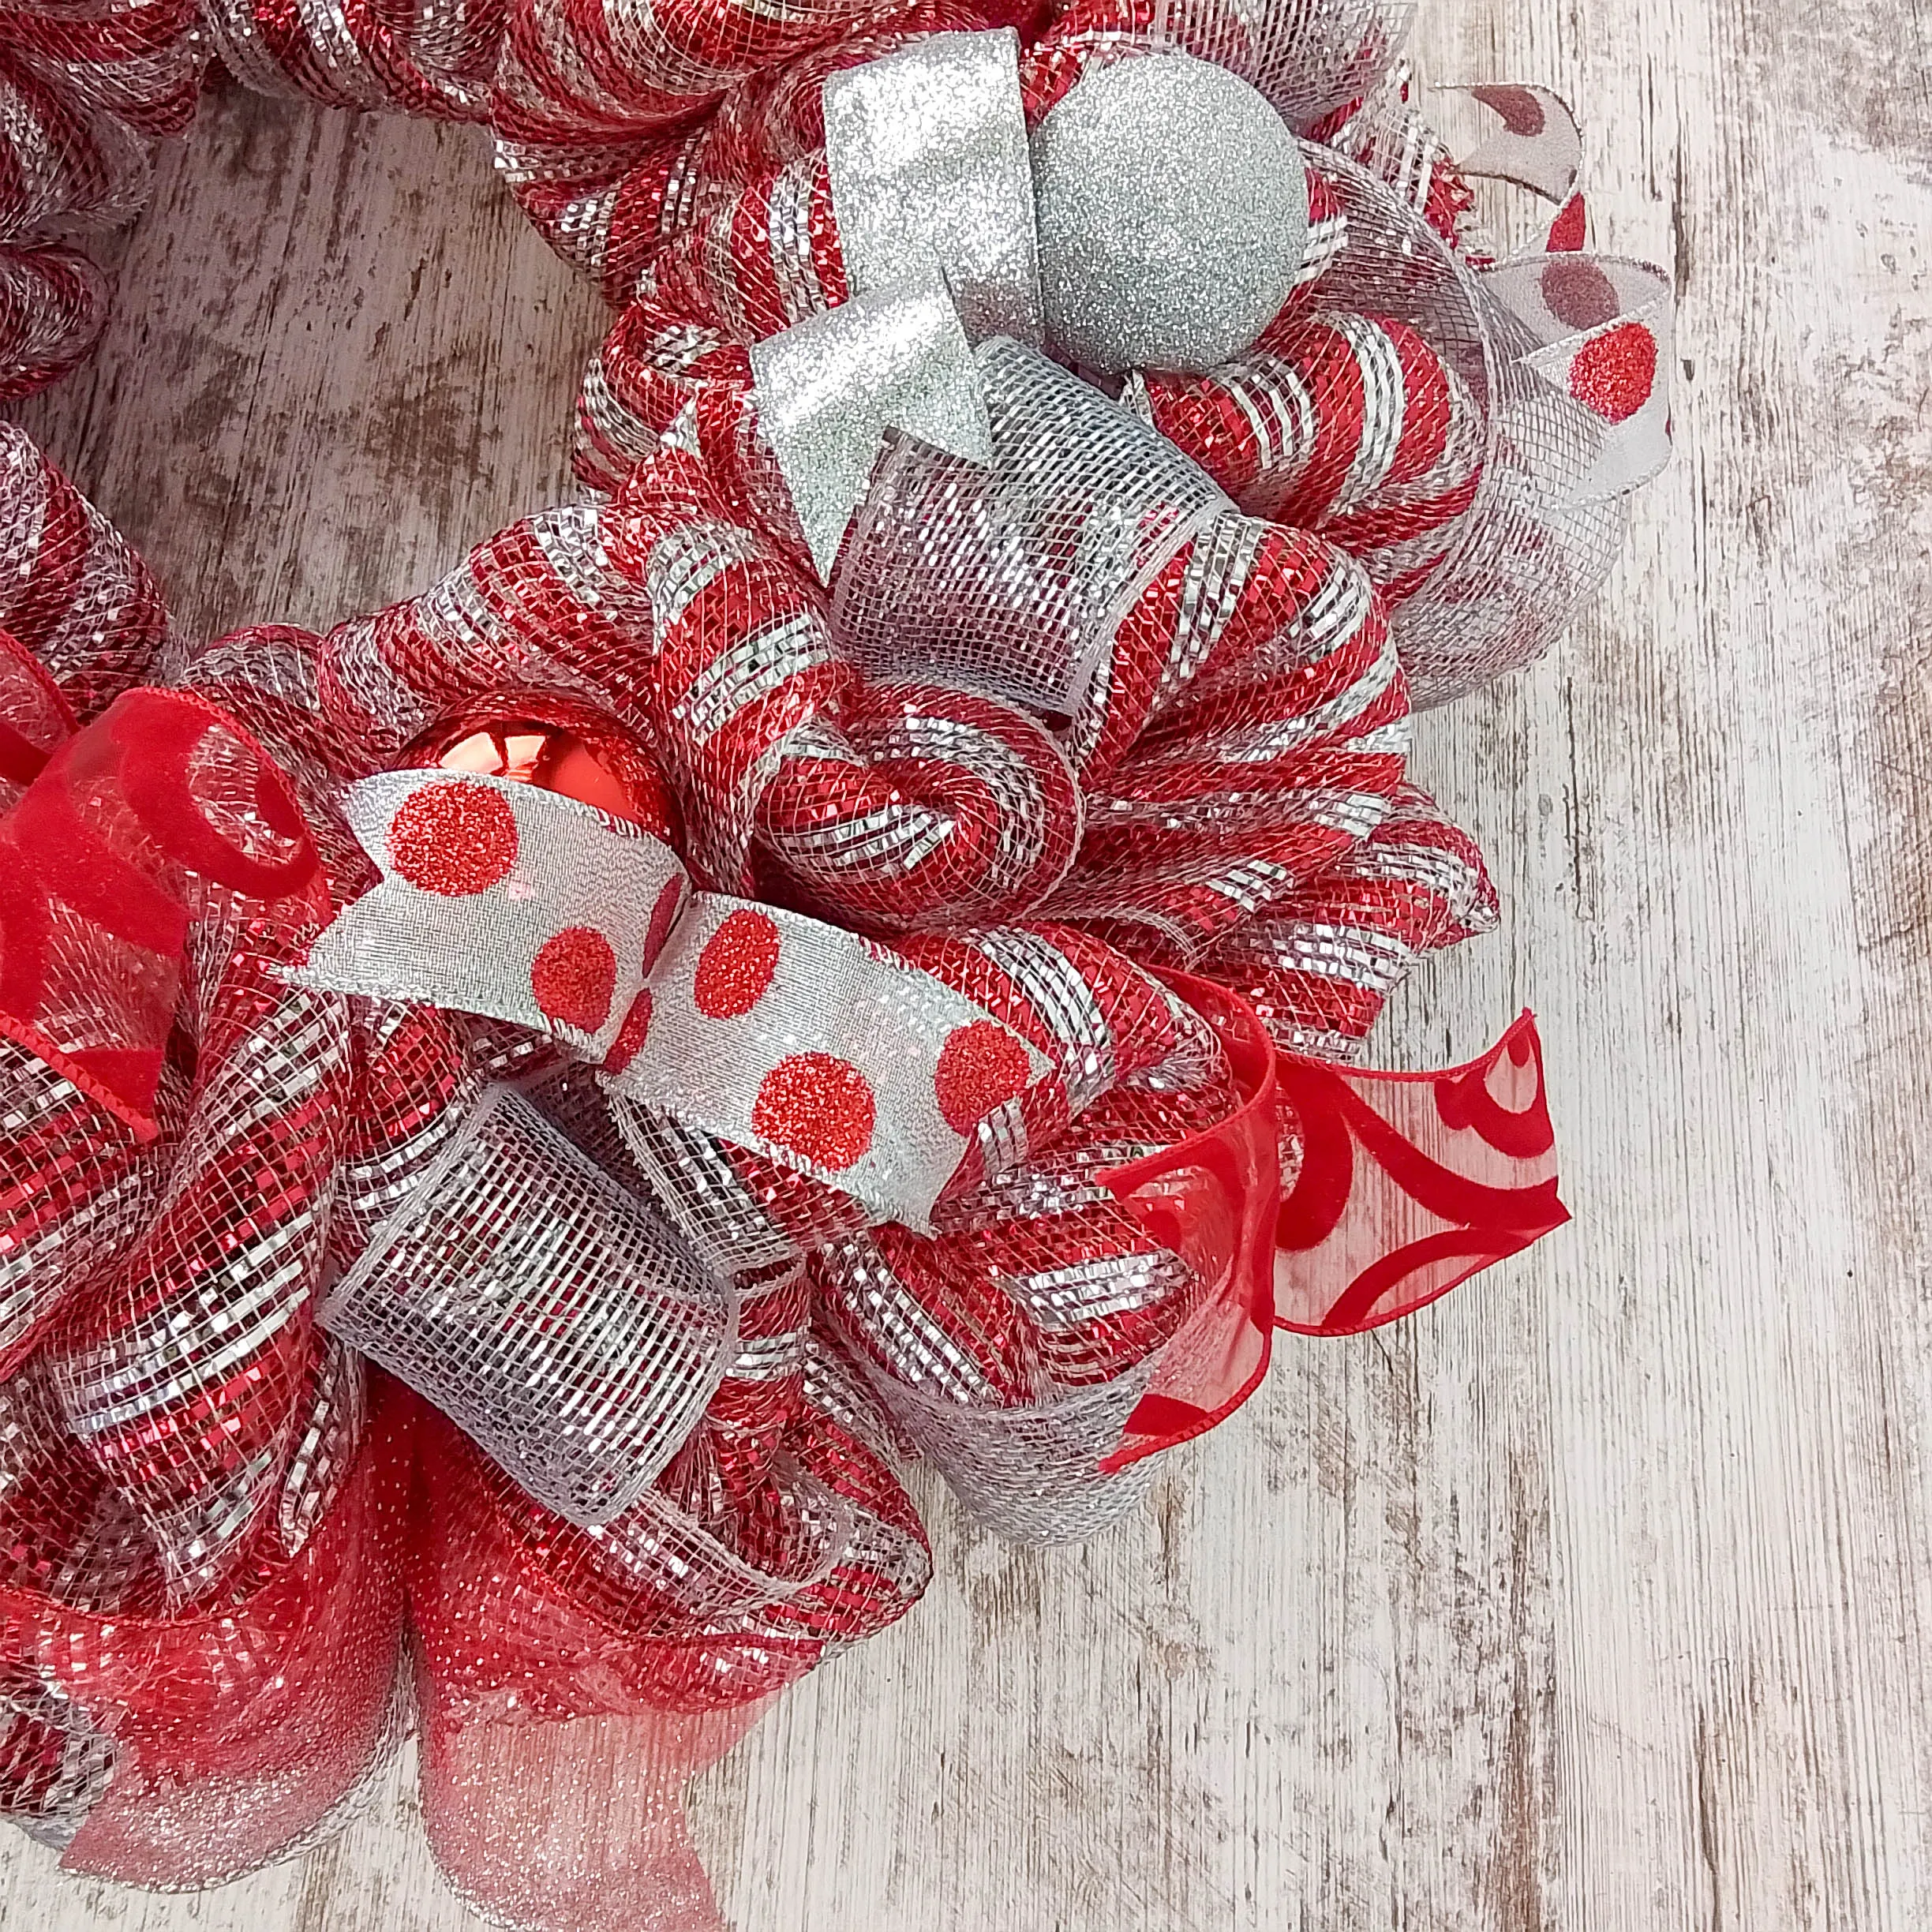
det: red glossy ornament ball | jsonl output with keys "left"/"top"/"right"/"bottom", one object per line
{"left": 403, "top": 694, "right": 680, "bottom": 847}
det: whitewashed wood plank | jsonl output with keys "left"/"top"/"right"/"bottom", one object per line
{"left": 9, "top": 78, "right": 606, "bottom": 644}
{"left": 5, "top": 0, "right": 1932, "bottom": 1923}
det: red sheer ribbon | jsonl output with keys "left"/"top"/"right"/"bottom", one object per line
{"left": 1103, "top": 1002, "right": 1566, "bottom": 1467}
{"left": 1275, "top": 1009, "right": 1567, "bottom": 1335}
{"left": 0, "top": 627, "right": 76, "bottom": 796}
{"left": 0, "top": 687, "right": 323, "bottom": 1136}
{"left": 1101, "top": 973, "right": 1282, "bottom": 1471}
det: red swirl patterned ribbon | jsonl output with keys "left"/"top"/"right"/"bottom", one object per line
{"left": 1275, "top": 1009, "right": 1567, "bottom": 1333}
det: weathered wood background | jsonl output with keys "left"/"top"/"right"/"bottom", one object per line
{"left": 4, "top": 0, "right": 1929, "bottom": 1922}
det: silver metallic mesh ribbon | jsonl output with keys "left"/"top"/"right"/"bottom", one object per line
{"left": 830, "top": 335, "right": 1230, "bottom": 715}
{"left": 320, "top": 1084, "right": 736, "bottom": 1530}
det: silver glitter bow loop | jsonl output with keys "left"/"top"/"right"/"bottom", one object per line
{"left": 748, "top": 275, "right": 995, "bottom": 583}
{"left": 822, "top": 29, "right": 1043, "bottom": 347}
{"left": 294, "top": 770, "right": 690, "bottom": 1061}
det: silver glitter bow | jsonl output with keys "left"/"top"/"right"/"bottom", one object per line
{"left": 749, "top": 277, "right": 995, "bottom": 582}
{"left": 822, "top": 29, "right": 1043, "bottom": 346}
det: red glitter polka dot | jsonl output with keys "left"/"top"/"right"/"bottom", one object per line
{"left": 1546, "top": 193, "right": 1587, "bottom": 253}
{"left": 1540, "top": 257, "right": 1622, "bottom": 331}
{"left": 751, "top": 1054, "right": 874, "bottom": 1170}
{"left": 530, "top": 926, "right": 617, "bottom": 1032}
{"left": 1567, "top": 321, "right": 1655, "bottom": 423}
{"left": 603, "top": 988, "right": 653, "bottom": 1073}
{"left": 934, "top": 1021, "right": 1032, "bottom": 1134}
{"left": 694, "top": 909, "right": 780, "bottom": 1018}
{"left": 1470, "top": 83, "right": 1544, "bottom": 136}
{"left": 643, "top": 873, "right": 685, "bottom": 972}
{"left": 389, "top": 781, "right": 518, "bottom": 896}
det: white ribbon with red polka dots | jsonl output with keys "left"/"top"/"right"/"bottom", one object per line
{"left": 1452, "top": 84, "right": 1583, "bottom": 208}
{"left": 1487, "top": 254, "right": 1674, "bottom": 500}
{"left": 602, "top": 896, "right": 1050, "bottom": 1231}
{"left": 298, "top": 769, "right": 1050, "bottom": 1229}
{"left": 294, "top": 770, "right": 690, "bottom": 1060}
{"left": 1444, "top": 82, "right": 1673, "bottom": 499}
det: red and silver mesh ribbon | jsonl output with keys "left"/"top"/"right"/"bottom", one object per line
{"left": 0, "top": 1, "right": 203, "bottom": 398}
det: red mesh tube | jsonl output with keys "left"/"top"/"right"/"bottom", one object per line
{"left": 807, "top": 972, "right": 1269, "bottom": 1542}
{"left": 0, "top": 1380, "right": 409, "bottom": 1880}
{"left": 597, "top": 387, "right": 1413, "bottom": 948}
{"left": 0, "top": 1044, "right": 163, "bottom": 1386}
{"left": 491, "top": 0, "right": 889, "bottom": 159}
{"left": 854, "top": 1077, "right": 1237, "bottom": 1399}
{"left": 0, "top": 425, "right": 170, "bottom": 721}
{"left": 0, "top": 46, "right": 154, "bottom": 238}
{"left": 0, "top": 247, "right": 107, "bottom": 402}
{"left": 1204, "top": 778, "right": 1498, "bottom": 1061}
{"left": 41, "top": 897, "right": 354, "bottom": 1604}
{"left": 576, "top": 302, "right": 754, "bottom": 492}
{"left": 316, "top": 502, "right": 663, "bottom": 768}
{"left": 1021, "top": 0, "right": 1411, "bottom": 133}
{"left": 0, "top": 1, "right": 200, "bottom": 139}
{"left": 599, "top": 444, "right": 848, "bottom": 889}
{"left": 563, "top": 150, "right": 1421, "bottom": 959}
{"left": 638, "top": 150, "right": 848, "bottom": 343}
{"left": 410, "top": 1392, "right": 928, "bottom": 1930}
{"left": 200, "top": 0, "right": 506, "bottom": 121}
{"left": 1130, "top": 309, "right": 1486, "bottom": 605}
{"left": 0, "top": 1, "right": 202, "bottom": 399}
{"left": 510, "top": 1, "right": 993, "bottom": 301}
{"left": 1048, "top": 525, "right": 1409, "bottom": 961}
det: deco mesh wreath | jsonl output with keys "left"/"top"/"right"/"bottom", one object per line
{"left": 0, "top": 1, "right": 1672, "bottom": 1926}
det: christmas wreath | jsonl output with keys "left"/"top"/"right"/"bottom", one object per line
{"left": 0, "top": 2, "right": 1670, "bottom": 1926}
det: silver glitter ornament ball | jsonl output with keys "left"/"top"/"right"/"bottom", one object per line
{"left": 1031, "top": 53, "right": 1309, "bottom": 376}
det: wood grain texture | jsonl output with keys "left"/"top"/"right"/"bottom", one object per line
{"left": 3, "top": 0, "right": 1929, "bottom": 1920}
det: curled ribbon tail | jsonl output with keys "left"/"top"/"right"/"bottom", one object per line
{"left": 0, "top": 687, "right": 324, "bottom": 1138}
{"left": 1274, "top": 1009, "right": 1568, "bottom": 1335}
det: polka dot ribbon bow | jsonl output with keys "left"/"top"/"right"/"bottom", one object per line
{"left": 295, "top": 766, "right": 1056, "bottom": 1237}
